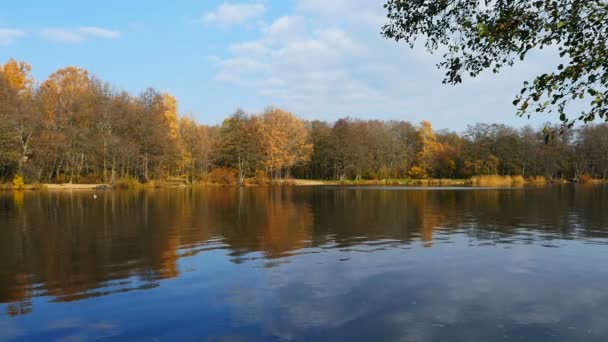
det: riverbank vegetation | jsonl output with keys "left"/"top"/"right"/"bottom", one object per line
{"left": 2, "top": 59, "right": 608, "bottom": 188}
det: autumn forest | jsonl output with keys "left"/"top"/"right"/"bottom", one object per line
{"left": 1, "top": 58, "right": 608, "bottom": 185}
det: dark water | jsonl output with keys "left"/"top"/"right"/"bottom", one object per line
{"left": 1, "top": 186, "right": 608, "bottom": 341}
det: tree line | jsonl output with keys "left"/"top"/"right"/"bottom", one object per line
{"left": 1, "top": 59, "right": 608, "bottom": 184}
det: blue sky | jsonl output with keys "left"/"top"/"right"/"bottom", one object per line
{"left": 0, "top": 0, "right": 560, "bottom": 130}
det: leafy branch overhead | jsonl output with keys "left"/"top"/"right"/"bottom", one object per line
{"left": 382, "top": 0, "right": 608, "bottom": 133}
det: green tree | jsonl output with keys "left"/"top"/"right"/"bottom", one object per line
{"left": 382, "top": 0, "right": 608, "bottom": 130}
{"left": 216, "top": 110, "right": 263, "bottom": 185}
{"left": 308, "top": 121, "right": 333, "bottom": 180}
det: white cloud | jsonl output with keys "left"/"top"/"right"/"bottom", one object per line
{"left": 78, "top": 27, "right": 122, "bottom": 39}
{"left": 214, "top": 8, "right": 396, "bottom": 120}
{"left": 296, "top": 0, "right": 385, "bottom": 27}
{"left": 0, "top": 28, "right": 25, "bottom": 45}
{"left": 219, "top": 57, "right": 269, "bottom": 74}
{"left": 41, "top": 27, "right": 122, "bottom": 43}
{"left": 230, "top": 41, "right": 269, "bottom": 58}
{"left": 215, "top": 57, "right": 269, "bottom": 85}
{"left": 41, "top": 28, "right": 85, "bottom": 43}
{"left": 213, "top": 0, "right": 561, "bottom": 129}
{"left": 262, "top": 16, "right": 306, "bottom": 44}
{"left": 295, "top": 0, "right": 349, "bottom": 17}
{"left": 203, "top": 2, "right": 266, "bottom": 26}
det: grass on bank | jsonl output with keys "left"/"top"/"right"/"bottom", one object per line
{"left": 336, "top": 178, "right": 469, "bottom": 186}
{"left": 470, "top": 175, "right": 550, "bottom": 186}
{"left": 471, "top": 175, "right": 524, "bottom": 187}
{"left": 5, "top": 169, "right": 608, "bottom": 190}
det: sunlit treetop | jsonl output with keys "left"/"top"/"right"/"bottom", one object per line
{"left": 1, "top": 59, "right": 33, "bottom": 94}
{"left": 382, "top": 0, "right": 608, "bottom": 138}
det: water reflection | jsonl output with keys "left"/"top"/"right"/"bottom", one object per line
{"left": 1, "top": 186, "right": 608, "bottom": 340}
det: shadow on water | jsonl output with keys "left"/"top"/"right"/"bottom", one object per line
{"left": 1, "top": 185, "right": 608, "bottom": 340}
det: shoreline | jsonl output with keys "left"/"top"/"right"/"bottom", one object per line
{"left": 2, "top": 178, "right": 605, "bottom": 191}
{"left": 2, "top": 179, "right": 469, "bottom": 190}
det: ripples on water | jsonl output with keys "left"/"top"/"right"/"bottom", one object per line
{"left": 1, "top": 185, "right": 608, "bottom": 341}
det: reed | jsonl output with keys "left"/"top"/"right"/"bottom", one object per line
{"left": 511, "top": 175, "right": 525, "bottom": 185}
{"left": 471, "top": 175, "right": 524, "bottom": 187}
{"left": 528, "top": 176, "right": 547, "bottom": 184}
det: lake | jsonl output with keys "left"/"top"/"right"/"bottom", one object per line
{"left": 1, "top": 185, "right": 608, "bottom": 341}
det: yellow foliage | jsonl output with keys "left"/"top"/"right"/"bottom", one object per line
{"left": 417, "top": 121, "right": 440, "bottom": 174}
{"left": 254, "top": 170, "right": 269, "bottom": 186}
{"left": 2, "top": 59, "right": 33, "bottom": 93}
{"left": 511, "top": 175, "right": 525, "bottom": 185}
{"left": 40, "top": 67, "right": 91, "bottom": 119}
{"left": 12, "top": 174, "right": 25, "bottom": 190}
{"left": 162, "top": 93, "right": 179, "bottom": 141}
{"left": 260, "top": 108, "right": 312, "bottom": 176}
{"left": 407, "top": 166, "right": 428, "bottom": 179}
{"left": 116, "top": 177, "right": 141, "bottom": 190}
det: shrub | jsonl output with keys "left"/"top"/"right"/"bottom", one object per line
{"left": 207, "top": 167, "right": 236, "bottom": 186}
{"left": 579, "top": 173, "right": 592, "bottom": 183}
{"left": 270, "top": 178, "right": 283, "bottom": 186}
{"left": 511, "top": 175, "right": 525, "bottom": 185}
{"left": 528, "top": 176, "right": 547, "bottom": 184}
{"left": 12, "top": 174, "right": 25, "bottom": 190}
{"left": 254, "top": 170, "right": 269, "bottom": 186}
{"left": 116, "top": 176, "right": 141, "bottom": 189}
{"left": 407, "top": 166, "right": 428, "bottom": 179}
{"left": 282, "top": 178, "right": 296, "bottom": 186}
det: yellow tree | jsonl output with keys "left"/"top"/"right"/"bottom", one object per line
{"left": 2, "top": 59, "right": 37, "bottom": 174}
{"left": 41, "top": 67, "right": 91, "bottom": 120}
{"left": 161, "top": 93, "right": 186, "bottom": 175}
{"left": 1, "top": 59, "right": 33, "bottom": 94}
{"left": 178, "top": 117, "right": 196, "bottom": 177}
{"left": 162, "top": 93, "right": 179, "bottom": 140}
{"left": 0, "top": 71, "right": 21, "bottom": 178}
{"left": 179, "top": 117, "right": 217, "bottom": 179}
{"left": 39, "top": 67, "right": 92, "bottom": 181}
{"left": 417, "top": 120, "right": 438, "bottom": 175}
{"left": 260, "top": 108, "right": 312, "bottom": 179}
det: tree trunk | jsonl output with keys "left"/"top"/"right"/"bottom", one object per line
{"left": 144, "top": 152, "right": 149, "bottom": 181}
{"left": 103, "top": 138, "right": 107, "bottom": 183}
{"left": 111, "top": 157, "right": 116, "bottom": 183}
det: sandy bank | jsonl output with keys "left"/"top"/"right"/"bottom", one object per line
{"left": 42, "top": 184, "right": 110, "bottom": 190}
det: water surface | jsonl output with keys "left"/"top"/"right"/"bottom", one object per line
{"left": 1, "top": 186, "right": 608, "bottom": 341}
